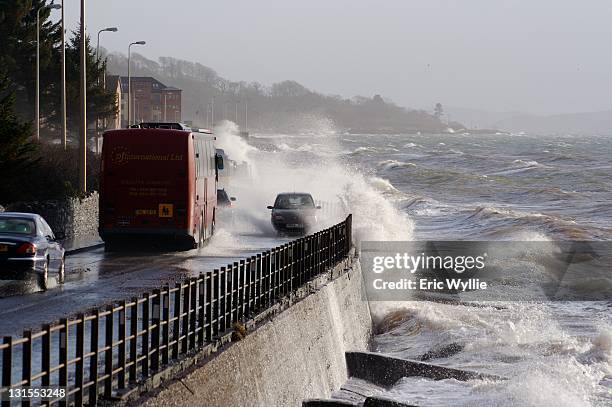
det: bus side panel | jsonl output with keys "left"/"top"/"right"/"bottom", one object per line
{"left": 187, "top": 135, "right": 198, "bottom": 242}
{"left": 208, "top": 140, "right": 217, "bottom": 233}
{"left": 203, "top": 139, "right": 209, "bottom": 237}
{"left": 194, "top": 136, "right": 204, "bottom": 241}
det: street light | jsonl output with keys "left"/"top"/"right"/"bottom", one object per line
{"left": 245, "top": 99, "right": 248, "bottom": 132}
{"left": 96, "top": 27, "right": 118, "bottom": 61}
{"left": 211, "top": 96, "right": 215, "bottom": 128}
{"left": 60, "top": 0, "right": 66, "bottom": 149}
{"left": 127, "top": 41, "right": 146, "bottom": 127}
{"left": 36, "top": 3, "right": 62, "bottom": 141}
{"left": 95, "top": 27, "right": 118, "bottom": 153}
{"left": 78, "top": 0, "right": 86, "bottom": 192}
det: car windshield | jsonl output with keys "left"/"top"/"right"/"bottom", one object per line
{"left": 0, "top": 218, "right": 36, "bottom": 235}
{"left": 274, "top": 194, "right": 315, "bottom": 209}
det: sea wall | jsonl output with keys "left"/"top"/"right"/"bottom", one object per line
{"left": 6, "top": 192, "right": 99, "bottom": 244}
{"left": 138, "top": 255, "right": 371, "bottom": 407}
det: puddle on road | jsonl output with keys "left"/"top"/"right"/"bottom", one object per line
{"left": 0, "top": 276, "right": 61, "bottom": 298}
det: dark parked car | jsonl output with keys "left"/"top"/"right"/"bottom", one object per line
{"left": 267, "top": 193, "right": 321, "bottom": 235}
{"left": 0, "top": 213, "right": 65, "bottom": 289}
{"left": 217, "top": 189, "right": 236, "bottom": 208}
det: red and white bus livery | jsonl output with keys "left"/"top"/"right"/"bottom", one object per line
{"left": 99, "top": 127, "right": 223, "bottom": 249}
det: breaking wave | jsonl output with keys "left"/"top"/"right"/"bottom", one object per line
{"left": 377, "top": 160, "right": 417, "bottom": 171}
{"left": 214, "top": 122, "right": 414, "bottom": 244}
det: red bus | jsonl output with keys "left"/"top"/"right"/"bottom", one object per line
{"left": 99, "top": 127, "right": 223, "bottom": 249}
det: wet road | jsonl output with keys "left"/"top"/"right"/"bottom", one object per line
{"left": 0, "top": 229, "right": 291, "bottom": 337}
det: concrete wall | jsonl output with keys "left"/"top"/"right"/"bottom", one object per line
{"left": 140, "top": 257, "right": 371, "bottom": 407}
{"left": 6, "top": 193, "right": 99, "bottom": 244}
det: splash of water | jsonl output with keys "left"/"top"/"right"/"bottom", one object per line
{"left": 214, "top": 120, "right": 257, "bottom": 165}
{"left": 212, "top": 121, "right": 413, "bottom": 242}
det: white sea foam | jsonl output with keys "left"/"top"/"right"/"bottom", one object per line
{"left": 357, "top": 133, "right": 612, "bottom": 405}
{"left": 513, "top": 159, "right": 546, "bottom": 167}
{"left": 353, "top": 146, "right": 375, "bottom": 153}
{"left": 213, "top": 122, "right": 414, "bottom": 244}
{"left": 372, "top": 298, "right": 612, "bottom": 405}
{"left": 377, "top": 160, "right": 417, "bottom": 171}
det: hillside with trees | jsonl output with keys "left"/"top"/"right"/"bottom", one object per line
{"left": 106, "top": 53, "right": 463, "bottom": 133}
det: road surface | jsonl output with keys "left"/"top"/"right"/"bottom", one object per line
{"left": 0, "top": 229, "right": 291, "bottom": 337}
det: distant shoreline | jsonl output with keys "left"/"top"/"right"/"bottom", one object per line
{"left": 343, "top": 128, "right": 507, "bottom": 135}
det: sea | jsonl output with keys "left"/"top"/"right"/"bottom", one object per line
{"left": 217, "top": 123, "right": 612, "bottom": 407}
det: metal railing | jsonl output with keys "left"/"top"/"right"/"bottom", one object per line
{"left": 0, "top": 215, "right": 352, "bottom": 406}
{"left": 315, "top": 199, "right": 348, "bottom": 221}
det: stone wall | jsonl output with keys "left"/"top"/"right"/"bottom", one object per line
{"left": 6, "top": 192, "right": 99, "bottom": 244}
{"left": 139, "top": 257, "right": 372, "bottom": 407}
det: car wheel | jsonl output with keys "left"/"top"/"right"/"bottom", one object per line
{"left": 39, "top": 258, "right": 49, "bottom": 290}
{"left": 58, "top": 256, "right": 65, "bottom": 284}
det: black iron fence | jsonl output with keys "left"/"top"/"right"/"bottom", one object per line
{"left": 0, "top": 215, "right": 352, "bottom": 406}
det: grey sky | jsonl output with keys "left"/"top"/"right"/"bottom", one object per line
{"left": 58, "top": 0, "right": 612, "bottom": 115}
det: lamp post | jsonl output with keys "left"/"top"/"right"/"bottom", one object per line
{"left": 78, "top": 0, "right": 86, "bottom": 192}
{"left": 95, "top": 27, "right": 118, "bottom": 153}
{"left": 36, "top": 3, "right": 61, "bottom": 141}
{"left": 211, "top": 96, "right": 215, "bottom": 128}
{"left": 245, "top": 99, "right": 248, "bottom": 132}
{"left": 60, "top": 0, "right": 66, "bottom": 149}
{"left": 96, "top": 27, "right": 118, "bottom": 62}
{"left": 127, "top": 41, "right": 146, "bottom": 127}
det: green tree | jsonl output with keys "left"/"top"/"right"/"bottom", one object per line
{"left": 63, "top": 27, "right": 118, "bottom": 136}
{"left": 271, "top": 81, "right": 311, "bottom": 98}
{"left": 0, "top": 69, "right": 37, "bottom": 202}
{"left": 0, "top": 0, "right": 62, "bottom": 124}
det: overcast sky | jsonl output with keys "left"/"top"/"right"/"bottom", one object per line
{"left": 56, "top": 0, "right": 612, "bottom": 115}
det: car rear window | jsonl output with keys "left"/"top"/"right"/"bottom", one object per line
{"left": 274, "top": 194, "right": 315, "bottom": 209}
{"left": 0, "top": 218, "right": 36, "bottom": 235}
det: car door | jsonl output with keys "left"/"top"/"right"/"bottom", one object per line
{"left": 39, "top": 218, "right": 62, "bottom": 270}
